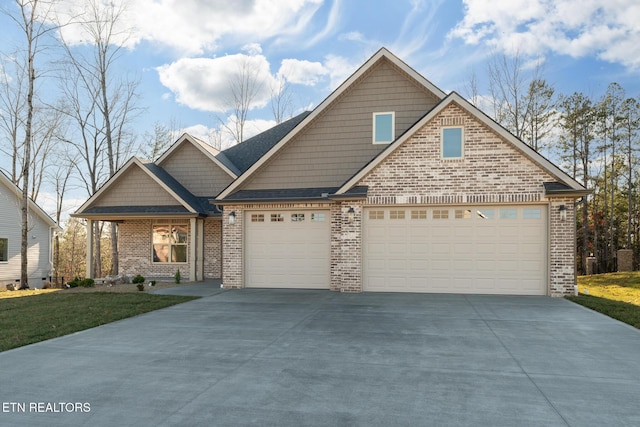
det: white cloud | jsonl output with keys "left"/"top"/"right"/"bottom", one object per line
{"left": 157, "top": 53, "right": 276, "bottom": 113}
{"left": 54, "top": 0, "right": 325, "bottom": 55}
{"left": 450, "top": 0, "right": 640, "bottom": 69}
{"left": 278, "top": 59, "right": 328, "bottom": 86}
{"left": 323, "top": 54, "right": 360, "bottom": 89}
{"left": 181, "top": 118, "right": 277, "bottom": 150}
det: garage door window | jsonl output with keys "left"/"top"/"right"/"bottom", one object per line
{"left": 311, "top": 213, "right": 326, "bottom": 222}
{"left": 523, "top": 208, "right": 542, "bottom": 219}
{"left": 390, "top": 210, "right": 405, "bottom": 220}
{"left": 433, "top": 209, "right": 449, "bottom": 219}
{"left": 411, "top": 210, "right": 427, "bottom": 219}
{"left": 271, "top": 213, "right": 284, "bottom": 222}
{"left": 455, "top": 209, "right": 472, "bottom": 219}
{"left": 500, "top": 209, "right": 517, "bottom": 219}
{"left": 251, "top": 214, "right": 265, "bottom": 222}
{"left": 291, "top": 213, "right": 305, "bottom": 222}
{"left": 369, "top": 211, "right": 384, "bottom": 220}
{"left": 476, "top": 209, "right": 494, "bottom": 219}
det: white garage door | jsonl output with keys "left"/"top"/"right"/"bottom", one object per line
{"left": 245, "top": 210, "right": 330, "bottom": 289}
{"left": 363, "top": 206, "right": 547, "bottom": 295}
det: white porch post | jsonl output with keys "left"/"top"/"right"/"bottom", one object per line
{"left": 86, "top": 219, "right": 95, "bottom": 279}
{"left": 189, "top": 218, "right": 197, "bottom": 281}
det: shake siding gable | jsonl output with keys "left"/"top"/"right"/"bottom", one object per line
{"left": 89, "top": 165, "right": 177, "bottom": 208}
{"left": 359, "top": 103, "right": 556, "bottom": 199}
{"left": 243, "top": 59, "right": 441, "bottom": 190}
{"left": 159, "top": 142, "right": 234, "bottom": 196}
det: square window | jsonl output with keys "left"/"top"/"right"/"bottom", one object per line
{"left": 152, "top": 224, "right": 188, "bottom": 263}
{"left": 433, "top": 209, "right": 449, "bottom": 219}
{"left": 442, "top": 127, "right": 463, "bottom": 158}
{"left": 291, "top": 213, "right": 305, "bottom": 222}
{"left": 311, "top": 213, "right": 326, "bottom": 222}
{"left": 251, "top": 214, "right": 265, "bottom": 222}
{"left": 369, "top": 210, "right": 384, "bottom": 220}
{"left": 270, "top": 213, "right": 284, "bottom": 222}
{"left": 411, "top": 210, "right": 427, "bottom": 219}
{"left": 0, "top": 238, "right": 7, "bottom": 262}
{"left": 373, "top": 112, "right": 394, "bottom": 144}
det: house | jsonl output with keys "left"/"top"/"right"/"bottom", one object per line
{"left": 0, "top": 171, "right": 58, "bottom": 287}
{"left": 73, "top": 48, "right": 589, "bottom": 296}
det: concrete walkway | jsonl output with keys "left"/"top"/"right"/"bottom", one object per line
{"left": 1, "top": 282, "right": 639, "bottom": 426}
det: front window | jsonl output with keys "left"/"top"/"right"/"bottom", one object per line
{"left": 152, "top": 223, "right": 188, "bottom": 263}
{"left": 0, "top": 238, "right": 7, "bottom": 262}
{"left": 442, "top": 127, "right": 463, "bottom": 158}
{"left": 373, "top": 112, "right": 395, "bottom": 144}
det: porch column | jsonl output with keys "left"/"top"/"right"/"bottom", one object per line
{"left": 189, "top": 218, "right": 197, "bottom": 281}
{"left": 86, "top": 219, "right": 94, "bottom": 279}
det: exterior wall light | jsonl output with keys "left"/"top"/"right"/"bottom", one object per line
{"left": 558, "top": 205, "right": 567, "bottom": 222}
{"left": 228, "top": 211, "right": 236, "bottom": 225}
{"left": 347, "top": 207, "right": 355, "bottom": 223}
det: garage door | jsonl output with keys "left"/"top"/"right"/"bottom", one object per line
{"left": 245, "top": 210, "right": 330, "bottom": 288}
{"left": 363, "top": 206, "right": 547, "bottom": 294}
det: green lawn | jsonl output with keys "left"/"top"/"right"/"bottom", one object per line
{"left": 0, "top": 291, "right": 198, "bottom": 352}
{"left": 567, "top": 271, "right": 640, "bottom": 329}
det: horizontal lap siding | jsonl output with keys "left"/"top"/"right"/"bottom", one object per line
{"left": 90, "top": 166, "right": 177, "bottom": 207}
{"left": 159, "top": 143, "right": 233, "bottom": 196}
{"left": 244, "top": 59, "right": 440, "bottom": 190}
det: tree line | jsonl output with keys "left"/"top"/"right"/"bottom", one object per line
{"left": 466, "top": 54, "right": 640, "bottom": 274}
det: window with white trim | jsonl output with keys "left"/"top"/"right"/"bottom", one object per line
{"left": 311, "top": 213, "right": 326, "bottom": 222}
{"left": 369, "top": 210, "right": 384, "bottom": 220}
{"left": 390, "top": 210, "right": 405, "bottom": 220}
{"left": 500, "top": 209, "right": 517, "bottom": 219}
{"left": 373, "top": 112, "right": 395, "bottom": 144}
{"left": 476, "top": 209, "right": 494, "bottom": 219}
{"left": 0, "top": 238, "right": 7, "bottom": 262}
{"left": 455, "top": 209, "right": 472, "bottom": 219}
{"left": 411, "top": 210, "right": 427, "bottom": 219}
{"left": 523, "top": 208, "right": 542, "bottom": 219}
{"left": 152, "top": 223, "right": 188, "bottom": 263}
{"left": 442, "top": 126, "right": 463, "bottom": 158}
{"left": 271, "top": 213, "right": 284, "bottom": 222}
{"left": 251, "top": 214, "right": 264, "bottom": 222}
{"left": 433, "top": 209, "right": 449, "bottom": 219}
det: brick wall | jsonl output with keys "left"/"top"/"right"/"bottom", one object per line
{"left": 119, "top": 218, "right": 223, "bottom": 281}
{"left": 330, "top": 201, "right": 363, "bottom": 292}
{"left": 203, "top": 218, "right": 222, "bottom": 279}
{"left": 222, "top": 206, "right": 243, "bottom": 288}
{"left": 548, "top": 198, "right": 577, "bottom": 296}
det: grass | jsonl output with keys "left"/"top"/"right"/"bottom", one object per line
{"left": 567, "top": 271, "right": 640, "bottom": 329}
{"left": 0, "top": 291, "right": 198, "bottom": 352}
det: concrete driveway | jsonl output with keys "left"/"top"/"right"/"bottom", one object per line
{"left": 1, "top": 282, "right": 639, "bottom": 426}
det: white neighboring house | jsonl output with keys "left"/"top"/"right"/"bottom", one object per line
{"left": 0, "top": 171, "right": 59, "bottom": 288}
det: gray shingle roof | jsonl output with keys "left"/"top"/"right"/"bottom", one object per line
{"left": 220, "top": 111, "right": 311, "bottom": 174}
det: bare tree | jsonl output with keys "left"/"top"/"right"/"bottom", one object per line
{"left": 57, "top": 0, "right": 140, "bottom": 276}
{"left": 270, "top": 75, "right": 294, "bottom": 124}
{"left": 523, "top": 79, "right": 556, "bottom": 152}
{"left": 0, "top": 51, "right": 27, "bottom": 183}
{"left": 49, "top": 147, "right": 75, "bottom": 285}
{"left": 218, "top": 56, "right": 264, "bottom": 144}
{"left": 140, "top": 120, "right": 179, "bottom": 162}
{"left": 462, "top": 68, "right": 480, "bottom": 108}
{"left": 3, "top": 0, "right": 59, "bottom": 289}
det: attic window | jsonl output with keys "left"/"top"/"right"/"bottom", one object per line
{"left": 373, "top": 112, "right": 395, "bottom": 144}
{"left": 0, "top": 238, "right": 7, "bottom": 262}
{"left": 442, "top": 127, "right": 463, "bottom": 159}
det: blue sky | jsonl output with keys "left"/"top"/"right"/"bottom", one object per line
{"left": 1, "top": 0, "right": 640, "bottom": 215}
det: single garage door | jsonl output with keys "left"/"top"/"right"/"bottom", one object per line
{"left": 245, "top": 210, "right": 330, "bottom": 288}
{"left": 363, "top": 206, "right": 547, "bottom": 294}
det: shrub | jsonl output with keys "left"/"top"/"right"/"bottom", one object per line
{"left": 175, "top": 269, "right": 181, "bottom": 284}
{"left": 80, "top": 278, "right": 94, "bottom": 288}
{"left": 67, "top": 277, "right": 81, "bottom": 288}
{"left": 136, "top": 283, "right": 145, "bottom": 291}
{"left": 132, "top": 274, "right": 145, "bottom": 284}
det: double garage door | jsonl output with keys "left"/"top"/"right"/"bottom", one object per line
{"left": 244, "top": 206, "right": 547, "bottom": 294}
{"left": 363, "top": 206, "right": 547, "bottom": 295}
